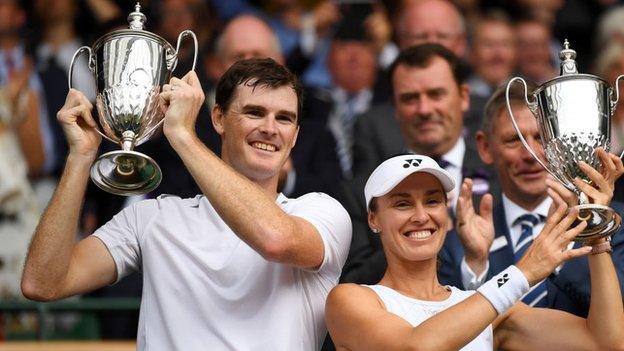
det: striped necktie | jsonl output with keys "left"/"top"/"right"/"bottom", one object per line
{"left": 514, "top": 213, "right": 548, "bottom": 307}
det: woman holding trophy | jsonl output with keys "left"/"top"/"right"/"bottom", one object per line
{"left": 325, "top": 153, "right": 624, "bottom": 351}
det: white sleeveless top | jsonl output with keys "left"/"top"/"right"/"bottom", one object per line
{"left": 366, "top": 285, "right": 493, "bottom": 350}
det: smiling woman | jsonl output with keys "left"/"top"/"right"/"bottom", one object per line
{"left": 325, "top": 153, "right": 624, "bottom": 351}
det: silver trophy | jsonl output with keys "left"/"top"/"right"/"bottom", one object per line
{"left": 506, "top": 40, "right": 623, "bottom": 240}
{"left": 68, "top": 3, "right": 198, "bottom": 195}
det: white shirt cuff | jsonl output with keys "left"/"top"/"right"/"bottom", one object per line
{"left": 461, "top": 257, "right": 489, "bottom": 290}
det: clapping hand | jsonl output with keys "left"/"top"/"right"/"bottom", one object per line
{"left": 456, "top": 178, "right": 494, "bottom": 275}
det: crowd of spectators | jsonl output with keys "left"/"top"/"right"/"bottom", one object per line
{"left": 2, "top": 0, "right": 624, "bottom": 343}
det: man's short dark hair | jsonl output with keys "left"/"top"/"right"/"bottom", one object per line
{"left": 482, "top": 81, "right": 538, "bottom": 136}
{"left": 215, "top": 58, "right": 303, "bottom": 122}
{"left": 388, "top": 43, "right": 467, "bottom": 91}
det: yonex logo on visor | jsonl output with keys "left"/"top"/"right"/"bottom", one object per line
{"left": 403, "top": 159, "right": 422, "bottom": 168}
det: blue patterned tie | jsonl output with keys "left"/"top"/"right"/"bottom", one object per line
{"left": 514, "top": 214, "right": 548, "bottom": 307}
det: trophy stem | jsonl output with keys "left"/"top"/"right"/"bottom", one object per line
{"left": 121, "top": 130, "right": 136, "bottom": 151}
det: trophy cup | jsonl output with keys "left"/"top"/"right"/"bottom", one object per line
{"left": 68, "top": 3, "right": 198, "bottom": 195}
{"left": 506, "top": 40, "right": 623, "bottom": 240}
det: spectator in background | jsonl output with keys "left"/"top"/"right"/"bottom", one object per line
{"left": 352, "top": 0, "right": 485, "bottom": 183}
{"left": 156, "top": 0, "right": 213, "bottom": 75}
{"left": 288, "top": 15, "right": 381, "bottom": 201}
{"left": 31, "top": 0, "right": 97, "bottom": 211}
{"left": 210, "top": 14, "right": 284, "bottom": 93}
{"left": 515, "top": 16, "right": 558, "bottom": 85}
{"left": 395, "top": 0, "right": 467, "bottom": 57}
{"left": 467, "top": 11, "right": 517, "bottom": 99}
{"left": 596, "top": 42, "right": 624, "bottom": 156}
{"left": 0, "top": 0, "right": 42, "bottom": 300}
{"left": 0, "top": 0, "right": 43, "bottom": 337}
{"left": 595, "top": 5, "right": 624, "bottom": 51}
{"left": 594, "top": 41, "right": 624, "bottom": 203}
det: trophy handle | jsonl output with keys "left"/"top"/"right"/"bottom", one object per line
{"left": 68, "top": 46, "right": 94, "bottom": 90}
{"left": 68, "top": 46, "right": 117, "bottom": 143}
{"left": 145, "top": 30, "right": 199, "bottom": 138}
{"left": 172, "top": 30, "right": 199, "bottom": 72}
{"left": 505, "top": 77, "right": 565, "bottom": 184}
{"left": 612, "top": 75, "right": 624, "bottom": 159}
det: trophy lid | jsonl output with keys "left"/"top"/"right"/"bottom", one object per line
{"left": 128, "top": 3, "right": 147, "bottom": 30}
{"left": 92, "top": 2, "right": 173, "bottom": 52}
{"left": 559, "top": 39, "right": 578, "bottom": 75}
{"left": 533, "top": 39, "right": 608, "bottom": 94}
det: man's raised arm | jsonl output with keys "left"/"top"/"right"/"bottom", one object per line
{"left": 21, "top": 89, "right": 117, "bottom": 301}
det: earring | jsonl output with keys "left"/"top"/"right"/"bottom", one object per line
{"left": 371, "top": 228, "right": 380, "bottom": 234}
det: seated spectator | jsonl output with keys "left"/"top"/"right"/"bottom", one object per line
{"left": 467, "top": 11, "right": 517, "bottom": 99}
{"left": 515, "top": 16, "right": 558, "bottom": 84}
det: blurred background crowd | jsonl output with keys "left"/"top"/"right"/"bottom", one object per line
{"left": 2, "top": 0, "right": 624, "bottom": 343}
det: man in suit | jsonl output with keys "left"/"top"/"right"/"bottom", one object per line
{"left": 352, "top": 0, "right": 485, "bottom": 181}
{"left": 439, "top": 83, "right": 624, "bottom": 317}
{"left": 286, "top": 14, "right": 385, "bottom": 199}
{"left": 340, "top": 44, "right": 495, "bottom": 284}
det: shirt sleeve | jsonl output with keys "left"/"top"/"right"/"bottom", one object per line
{"left": 289, "top": 193, "right": 352, "bottom": 281}
{"left": 92, "top": 199, "right": 159, "bottom": 283}
{"left": 461, "top": 257, "right": 489, "bottom": 290}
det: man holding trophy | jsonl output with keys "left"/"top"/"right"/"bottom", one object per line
{"left": 19, "top": 6, "right": 351, "bottom": 350}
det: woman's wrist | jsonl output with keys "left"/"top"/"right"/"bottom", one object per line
{"left": 586, "top": 237, "right": 612, "bottom": 255}
{"left": 477, "top": 265, "right": 530, "bottom": 315}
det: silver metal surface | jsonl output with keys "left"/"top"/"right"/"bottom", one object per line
{"left": 506, "top": 40, "right": 621, "bottom": 240}
{"left": 67, "top": 2, "right": 198, "bottom": 195}
{"left": 535, "top": 77, "right": 612, "bottom": 190}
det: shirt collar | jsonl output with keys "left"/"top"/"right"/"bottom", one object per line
{"left": 502, "top": 194, "right": 552, "bottom": 230}
{"left": 441, "top": 137, "right": 465, "bottom": 169}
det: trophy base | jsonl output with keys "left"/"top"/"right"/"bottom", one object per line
{"left": 91, "top": 150, "right": 162, "bottom": 196}
{"left": 571, "top": 204, "right": 622, "bottom": 241}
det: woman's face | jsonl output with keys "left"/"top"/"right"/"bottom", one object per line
{"left": 368, "top": 172, "right": 449, "bottom": 264}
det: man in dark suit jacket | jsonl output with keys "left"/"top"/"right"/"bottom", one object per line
{"left": 285, "top": 15, "right": 389, "bottom": 199}
{"left": 439, "top": 83, "right": 624, "bottom": 317}
{"left": 340, "top": 44, "right": 496, "bottom": 284}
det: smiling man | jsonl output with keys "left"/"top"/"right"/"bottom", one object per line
{"left": 21, "top": 58, "right": 352, "bottom": 350}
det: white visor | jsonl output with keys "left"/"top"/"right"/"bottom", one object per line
{"left": 364, "top": 154, "right": 455, "bottom": 208}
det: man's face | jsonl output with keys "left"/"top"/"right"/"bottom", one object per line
{"left": 471, "top": 21, "right": 517, "bottom": 87}
{"left": 0, "top": 1, "right": 23, "bottom": 35}
{"left": 35, "top": 0, "right": 75, "bottom": 24}
{"left": 158, "top": 0, "right": 195, "bottom": 43}
{"left": 328, "top": 40, "right": 377, "bottom": 94}
{"left": 516, "top": 22, "right": 553, "bottom": 81}
{"left": 478, "top": 105, "right": 547, "bottom": 206}
{"left": 220, "top": 19, "right": 282, "bottom": 71}
{"left": 214, "top": 83, "right": 299, "bottom": 183}
{"left": 392, "top": 57, "right": 469, "bottom": 156}
{"left": 398, "top": 1, "right": 465, "bottom": 55}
